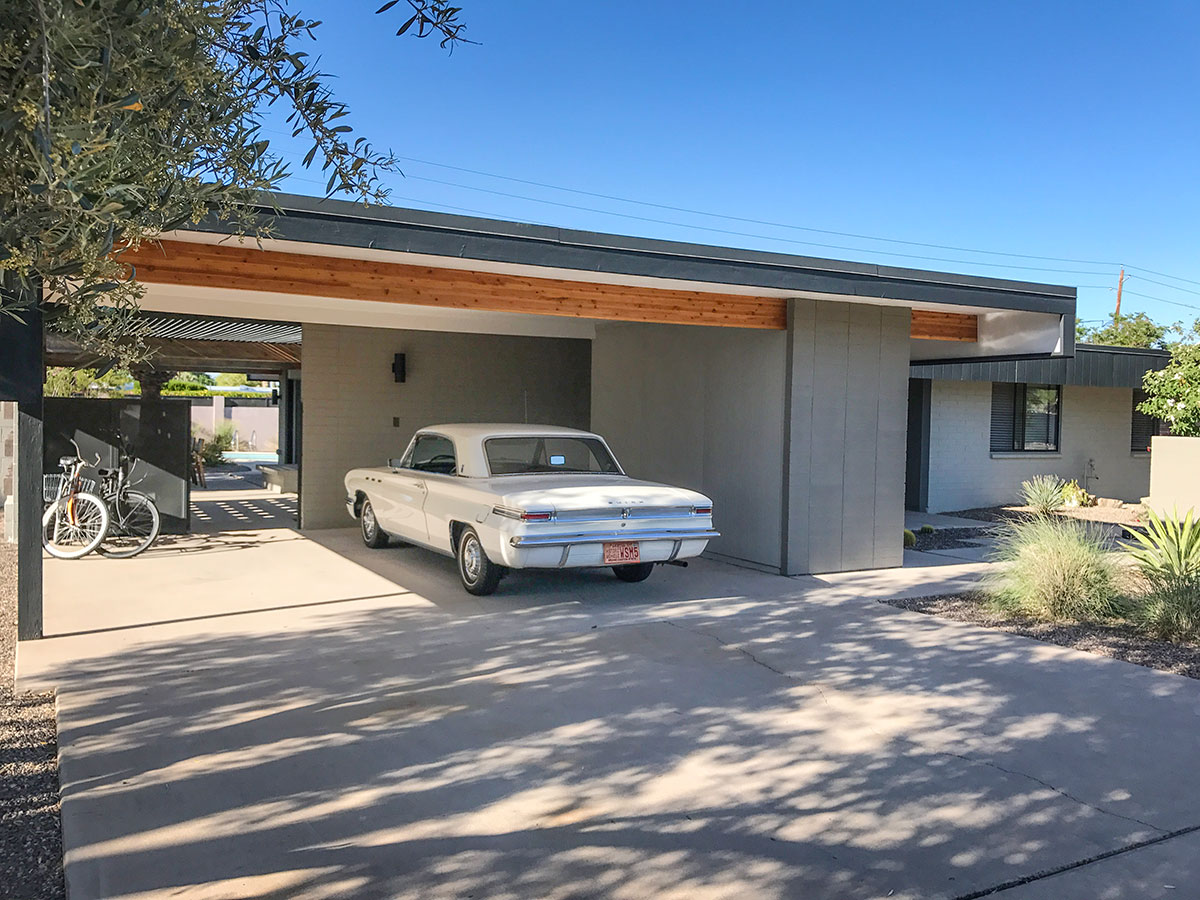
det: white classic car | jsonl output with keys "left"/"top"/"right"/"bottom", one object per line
{"left": 345, "top": 424, "right": 719, "bottom": 595}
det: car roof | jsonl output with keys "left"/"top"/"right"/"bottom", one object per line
{"left": 420, "top": 423, "right": 601, "bottom": 442}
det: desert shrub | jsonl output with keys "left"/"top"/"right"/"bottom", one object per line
{"left": 1020, "top": 475, "right": 1065, "bottom": 516}
{"left": 1061, "top": 479, "right": 1096, "bottom": 508}
{"left": 196, "top": 425, "right": 235, "bottom": 467}
{"left": 1125, "top": 509, "right": 1200, "bottom": 639}
{"left": 903, "top": 529, "right": 916, "bottom": 548}
{"left": 985, "top": 515, "right": 1125, "bottom": 621}
{"left": 919, "top": 524, "right": 935, "bottom": 535}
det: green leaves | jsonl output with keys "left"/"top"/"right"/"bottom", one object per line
{"left": 1125, "top": 508, "right": 1200, "bottom": 583}
{"left": 1139, "top": 345, "right": 1200, "bottom": 437}
{"left": 2, "top": 0, "right": 472, "bottom": 363}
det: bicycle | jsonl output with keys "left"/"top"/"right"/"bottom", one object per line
{"left": 95, "top": 451, "right": 161, "bottom": 558}
{"left": 42, "top": 441, "right": 110, "bottom": 560}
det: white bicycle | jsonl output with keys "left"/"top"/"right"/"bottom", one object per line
{"left": 42, "top": 441, "right": 110, "bottom": 560}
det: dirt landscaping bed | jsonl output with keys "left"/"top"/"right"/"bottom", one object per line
{"left": 946, "top": 503, "right": 1146, "bottom": 529}
{"left": 885, "top": 591, "right": 1200, "bottom": 679}
{"left": 0, "top": 535, "right": 66, "bottom": 900}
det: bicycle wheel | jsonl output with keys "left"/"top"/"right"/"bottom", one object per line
{"left": 42, "top": 493, "right": 110, "bottom": 559}
{"left": 97, "top": 490, "right": 161, "bottom": 558}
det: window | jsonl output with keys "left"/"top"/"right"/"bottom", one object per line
{"left": 405, "top": 434, "right": 457, "bottom": 475}
{"left": 485, "top": 436, "right": 622, "bottom": 476}
{"left": 991, "top": 383, "right": 1061, "bottom": 452}
{"left": 1131, "top": 389, "right": 1163, "bottom": 453}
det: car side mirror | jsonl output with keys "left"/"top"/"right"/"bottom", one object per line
{"left": 388, "top": 458, "right": 404, "bottom": 469}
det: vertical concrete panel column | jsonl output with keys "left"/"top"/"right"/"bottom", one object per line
{"left": 807, "top": 303, "right": 850, "bottom": 572}
{"left": 841, "top": 306, "right": 883, "bottom": 570}
{"left": 781, "top": 300, "right": 815, "bottom": 575}
{"left": 781, "top": 301, "right": 911, "bottom": 575}
{"left": 873, "top": 308, "right": 912, "bottom": 566}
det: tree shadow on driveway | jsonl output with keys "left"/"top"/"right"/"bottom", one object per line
{"left": 32, "top": 554, "right": 1200, "bottom": 900}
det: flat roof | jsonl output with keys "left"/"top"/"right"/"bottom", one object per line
{"left": 910, "top": 343, "right": 1170, "bottom": 388}
{"left": 183, "top": 192, "right": 1078, "bottom": 318}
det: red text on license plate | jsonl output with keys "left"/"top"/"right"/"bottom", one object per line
{"left": 603, "top": 541, "right": 640, "bottom": 564}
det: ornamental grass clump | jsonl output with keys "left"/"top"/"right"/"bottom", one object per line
{"left": 985, "top": 515, "right": 1125, "bottom": 621}
{"left": 1020, "top": 475, "right": 1065, "bottom": 516}
{"left": 1125, "top": 509, "right": 1200, "bottom": 640}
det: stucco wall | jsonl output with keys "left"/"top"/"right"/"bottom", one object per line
{"left": 784, "top": 301, "right": 911, "bottom": 574}
{"left": 301, "top": 324, "right": 591, "bottom": 529}
{"left": 591, "top": 321, "right": 788, "bottom": 570}
{"left": 1143, "top": 436, "right": 1200, "bottom": 517}
{"left": 925, "top": 380, "right": 1151, "bottom": 512}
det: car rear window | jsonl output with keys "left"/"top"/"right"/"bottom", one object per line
{"left": 485, "top": 437, "right": 622, "bottom": 476}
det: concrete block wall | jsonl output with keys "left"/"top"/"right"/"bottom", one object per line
{"left": 784, "top": 301, "right": 911, "bottom": 574}
{"left": 591, "top": 321, "right": 788, "bottom": 570}
{"left": 301, "top": 324, "right": 591, "bottom": 529}
{"left": 926, "top": 380, "right": 1151, "bottom": 512}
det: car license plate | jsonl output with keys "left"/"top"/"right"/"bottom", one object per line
{"left": 603, "top": 541, "right": 640, "bottom": 564}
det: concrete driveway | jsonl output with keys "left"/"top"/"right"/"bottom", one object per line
{"left": 18, "top": 518, "right": 1200, "bottom": 900}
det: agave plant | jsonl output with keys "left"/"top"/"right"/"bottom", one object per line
{"left": 1020, "top": 475, "right": 1065, "bottom": 516}
{"left": 1124, "top": 508, "right": 1200, "bottom": 639}
{"left": 1124, "top": 508, "right": 1200, "bottom": 582}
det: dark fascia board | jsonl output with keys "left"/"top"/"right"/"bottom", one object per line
{"left": 910, "top": 342, "right": 1171, "bottom": 387}
{"left": 180, "top": 192, "right": 1078, "bottom": 317}
{"left": 1075, "top": 342, "right": 1172, "bottom": 359}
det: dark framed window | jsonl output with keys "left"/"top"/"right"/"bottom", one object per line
{"left": 1131, "top": 389, "right": 1163, "bottom": 453}
{"left": 991, "top": 383, "right": 1061, "bottom": 452}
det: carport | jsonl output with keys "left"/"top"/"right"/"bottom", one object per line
{"left": 3, "top": 194, "right": 1078, "bottom": 637}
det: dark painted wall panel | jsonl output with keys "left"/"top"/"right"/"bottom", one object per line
{"left": 44, "top": 398, "right": 191, "bottom": 533}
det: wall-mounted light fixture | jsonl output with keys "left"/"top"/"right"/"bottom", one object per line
{"left": 392, "top": 353, "right": 406, "bottom": 383}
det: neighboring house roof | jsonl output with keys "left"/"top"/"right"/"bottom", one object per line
{"left": 182, "top": 192, "right": 1077, "bottom": 318}
{"left": 909, "top": 343, "right": 1170, "bottom": 388}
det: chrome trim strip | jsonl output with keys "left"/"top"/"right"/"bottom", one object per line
{"left": 510, "top": 528, "right": 720, "bottom": 548}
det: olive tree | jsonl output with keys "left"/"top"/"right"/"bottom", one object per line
{"left": 1, "top": 0, "right": 467, "bottom": 363}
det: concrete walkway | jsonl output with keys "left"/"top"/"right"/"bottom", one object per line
{"left": 19, "top": 529, "right": 1200, "bottom": 899}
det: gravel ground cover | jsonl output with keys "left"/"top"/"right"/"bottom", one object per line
{"left": 0, "top": 534, "right": 66, "bottom": 900}
{"left": 885, "top": 591, "right": 1200, "bottom": 679}
{"left": 912, "top": 526, "right": 994, "bottom": 552}
{"left": 947, "top": 503, "right": 1146, "bottom": 528}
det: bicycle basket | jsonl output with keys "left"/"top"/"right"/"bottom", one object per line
{"left": 43, "top": 474, "right": 97, "bottom": 501}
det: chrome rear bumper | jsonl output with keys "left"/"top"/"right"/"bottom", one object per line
{"left": 510, "top": 528, "right": 720, "bottom": 548}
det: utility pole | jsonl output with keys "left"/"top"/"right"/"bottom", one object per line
{"left": 1114, "top": 268, "right": 1125, "bottom": 321}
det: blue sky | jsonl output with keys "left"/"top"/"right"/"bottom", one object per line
{"left": 263, "top": 1, "right": 1200, "bottom": 328}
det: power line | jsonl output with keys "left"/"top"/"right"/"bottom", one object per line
{"left": 1120, "top": 289, "right": 1200, "bottom": 314}
{"left": 387, "top": 154, "right": 1120, "bottom": 267}
{"left": 269, "top": 148, "right": 1116, "bottom": 277}
{"left": 266, "top": 139, "right": 1200, "bottom": 295}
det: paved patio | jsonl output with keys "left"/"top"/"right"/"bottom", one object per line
{"left": 18, "top": 525, "right": 1200, "bottom": 899}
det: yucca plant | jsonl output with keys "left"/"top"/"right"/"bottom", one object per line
{"left": 1020, "top": 475, "right": 1066, "bottom": 517}
{"left": 1124, "top": 508, "right": 1200, "bottom": 639}
{"left": 985, "top": 515, "right": 1125, "bottom": 621}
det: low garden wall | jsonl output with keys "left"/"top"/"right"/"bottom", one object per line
{"left": 1142, "top": 436, "right": 1200, "bottom": 517}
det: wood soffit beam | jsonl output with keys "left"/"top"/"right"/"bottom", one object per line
{"left": 123, "top": 240, "right": 979, "bottom": 340}
{"left": 909, "top": 309, "right": 978, "bottom": 342}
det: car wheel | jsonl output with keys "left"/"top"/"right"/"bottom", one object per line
{"left": 457, "top": 526, "right": 502, "bottom": 595}
{"left": 360, "top": 498, "right": 388, "bottom": 548}
{"left": 613, "top": 562, "right": 654, "bottom": 583}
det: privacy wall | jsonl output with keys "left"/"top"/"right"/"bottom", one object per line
{"left": 301, "top": 325, "right": 591, "bottom": 529}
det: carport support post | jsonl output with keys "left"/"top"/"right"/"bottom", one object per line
{"left": 0, "top": 276, "right": 44, "bottom": 640}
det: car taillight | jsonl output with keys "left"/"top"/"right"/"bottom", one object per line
{"left": 521, "top": 511, "right": 553, "bottom": 522}
{"left": 693, "top": 506, "right": 712, "bottom": 516}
